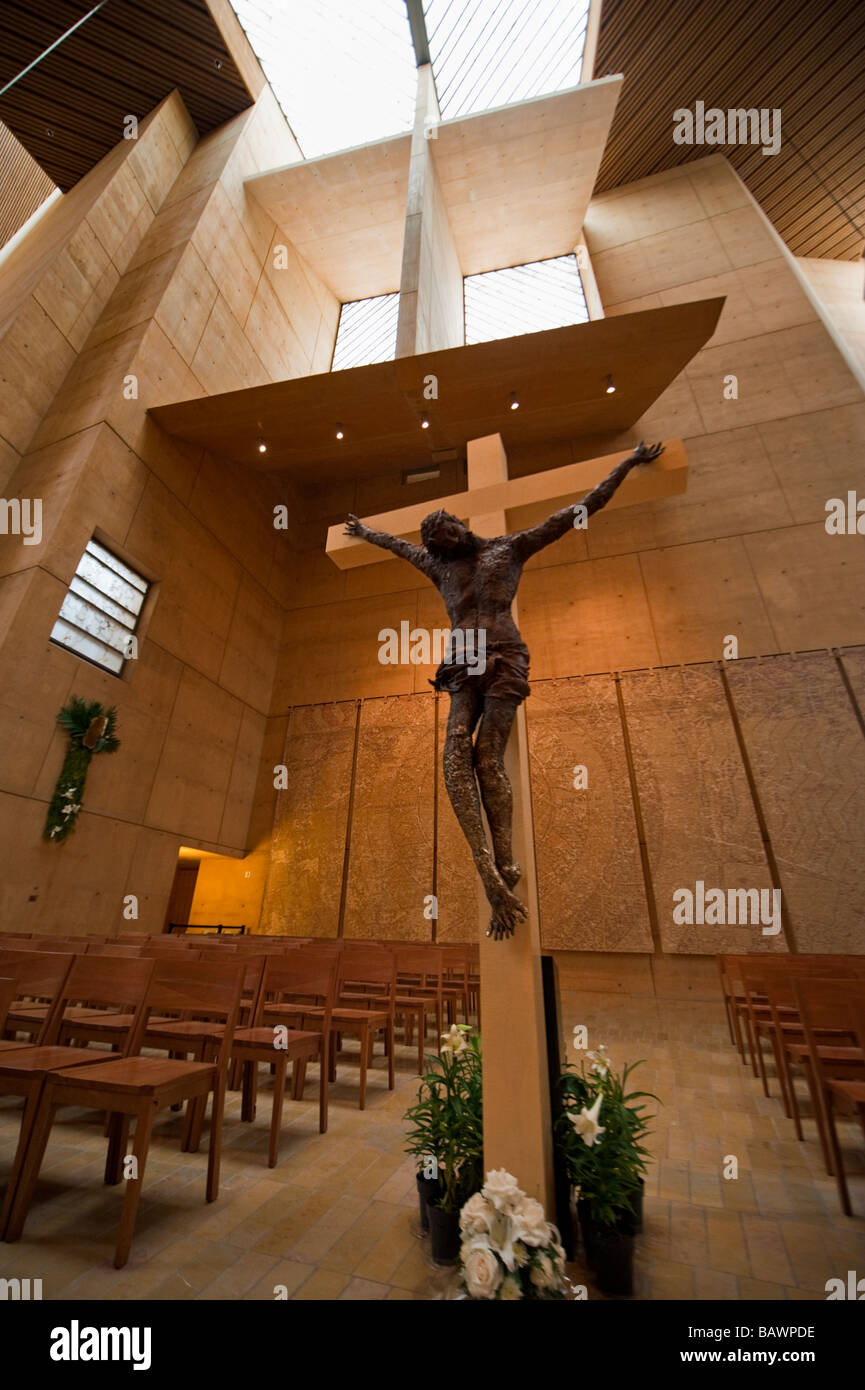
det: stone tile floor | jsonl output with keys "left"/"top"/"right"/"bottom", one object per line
{"left": 1, "top": 973, "right": 864, "bottom": 1301}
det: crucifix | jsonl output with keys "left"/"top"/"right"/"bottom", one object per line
{"left": 329, "top": 431, "right": 685, "bottom": 1207}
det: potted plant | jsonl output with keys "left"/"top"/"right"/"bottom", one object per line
{"left": 457, "top": 1169, "right": 569, "bottom": 1299}
{"left": 556, "top": 1048, "right": 657, "bottom": 1296}
{"left": 404, "top": 1024, "right": 483, "bottom": 1263}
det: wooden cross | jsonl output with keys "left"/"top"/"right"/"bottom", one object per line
{"left": 327, "top": 433, "right": 686, "bottom": 1209}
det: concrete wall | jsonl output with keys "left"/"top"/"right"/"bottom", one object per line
{"left": 797, "top": 256, "right": 865, "bottom": 388}
{"left": 0, "top": 87, "right": 339, "bottom": 935}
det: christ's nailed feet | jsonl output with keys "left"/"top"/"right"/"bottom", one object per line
{"left": 487, "top": 883, "right": 528, "bottom": 940}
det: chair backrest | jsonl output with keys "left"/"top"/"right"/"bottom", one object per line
{"left": 0, "top": 947, "right": 75, "bottom": 1043}
{"left": 42, "top": 955, "right": 156, "bottom": 1053}
{"left": 338, "top": 944, "right": 395, "bottom": 1003}
{"left": 394, "top": 945, "right": 443, "bottom": 999}
{"left": 794, "top": 977, "right": 865, "bottom": 1045}
{"left": 141, "top": 943, "right": 203, "bottom": 960}
{"left": 146, "top": 957, "right": 247, "bottom": 1068}
{"left": 0, "top": 977, "right": 16, "bottom": 1033}
{"left": 86, "top": 942, "right": 144, "bottom": 957}
{"left": 255, "top": 950, "right": 339, "bottom": 1032}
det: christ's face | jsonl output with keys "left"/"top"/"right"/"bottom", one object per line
{"left": 422, "top": 512, "right": 474, "bottom": 557}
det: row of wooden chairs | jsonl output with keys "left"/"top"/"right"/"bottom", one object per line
{"left": 718, "top": 954, "right": 865, "bottom": 1215}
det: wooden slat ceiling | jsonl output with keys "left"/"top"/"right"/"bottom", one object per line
{"left": 150, "top": 297, "right": 724, "bottom": 485}
{"left": 0, "top": 0, "right": 254, "bottom": 191}
{"left": 0, "top": 120, "right": 55, "bottom": 248}
{"left": 592, "top": 0, "right": 865, "bottom": 260}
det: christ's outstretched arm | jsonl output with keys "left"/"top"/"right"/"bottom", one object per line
{"left": 510, "top": 441, "right": 664, "bottom": 561}
{"left": 344, "top": 514, "right": 434, "bottom": 576}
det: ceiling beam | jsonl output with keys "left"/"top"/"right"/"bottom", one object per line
{"left": 404, "top": 0, "right": 430, "bottom": 67}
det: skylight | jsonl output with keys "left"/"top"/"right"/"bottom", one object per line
{"left": 424, "top": 0, "right": 590, "bottom": 120}
{"left": 464, "top": 254, "right": 589, "bottom": 345}
{"left": 230, "top": 0, "right": 417, "bottom": 158}
{"left": 331, "top": 293, "right": 400, "bottom": 369}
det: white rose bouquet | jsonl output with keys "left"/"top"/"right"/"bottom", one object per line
{"left": 458, "top": 1170, "right": 567, "bottom": 1300}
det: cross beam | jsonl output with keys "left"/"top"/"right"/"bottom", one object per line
{"left": 326, "top": 438, "right": 687, "bottom": 568}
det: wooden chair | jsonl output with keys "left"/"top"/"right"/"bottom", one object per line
{"left": 441, "top": 946, "right": 471, "bottom": 1025}
{"left": 0, "top": 954, "right": 154, "bottom": 1241}
{"left": 389, "top": 946, "right": 443, "bottom": 1073}
{"left": 228, "top": 951, "right": 338, "bottom": 1166}
{"left": 789, "top": 977, "right": 865, "bottom": 1181}
{"left": 0, "top": 978, "right": 16, "bottom": 1035}
{"left": 0, "top": 948, "right": 77, "bottom": 1044}
{"left": 2, "top": 955, "right": 246, "bottom": 1267}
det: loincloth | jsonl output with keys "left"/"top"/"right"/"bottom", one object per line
{"left": 430, "top": 639, "right": 530, "bottom": 705}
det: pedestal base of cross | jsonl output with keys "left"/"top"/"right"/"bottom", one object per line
{"left": 328, "top": 431, "right": 687, "bottom": 1212}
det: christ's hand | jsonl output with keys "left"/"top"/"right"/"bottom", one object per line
{"left": 629, "top": 440, "right": 664, "bottom": 465}
{"left": 344, "top": 513, "right": 369, "bottom": 539}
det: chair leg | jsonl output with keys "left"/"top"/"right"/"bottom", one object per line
{"left": 115, "top": 1103, "right": 155, "bottom": 1269}
{"left": 0, "top": 1082, "right": 46, "bottom": 1240}
{"left": 105, "top": 1113, "right": 130, "bottom": 1184}
{"left": 241, "top": 1058, "right": 258, "bottom": 1122}
{"left": 387, "top": 1019, "right": 395, "bottom": 1090}
{"left": 318, "top": 1040, "right": 328, "bottom": 1134}
{"left": 268, "top": 1056, "right": 288, "bottom": 1168}
{"left": 358, "top": 1025, "right": 368, "bottom": 1110}
{"left": 787, "top": 1060, "right": 805, "bottom": 1141}
{"left": 417, "top": 1010, "right": 424, "bottom": 1075}
{"left": 292, "top": 1056, "right": 307, "bottom": 1100}
{"left": 825, "top": 1090, "right": 852, "bottom": 1216}
{"left": 803, "top": 1059, "right": 834, "bottom": 1176}
{"left": 4, "top": 1091, "right": 61, "bottom": 1243}
{"left": 206, "top": 1078, "right": 224, "bottom": 1203}
{"left": 755, "top": 1027, "right": 770, "bottom": 1097}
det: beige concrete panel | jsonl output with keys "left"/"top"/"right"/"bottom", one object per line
{"left": 145, "top": 667, "right": 244, "bottom": 843}
{"left": 744, "top": 523, "right": 865, "bottom": 652}
{"left": 161, "top": 109, "right": 251, "bottom": 211}
{"left": 726, "top": 652, "right": 865, "bottom": 953}
{"left": 26, "top": 323, "right": 148, "bottom": 453}
{"left": 583, "top": 174, "right": 709, "bottom": 254}
{"left": 686, "top": 157, "right": 752, "bottom": 218}
{"left": 122, "top": 824, "right": 184, "bottom": 935}
{"left": 621, "top": 665, "right": 778, "bottom": 955}
{"left": 247, "top": 135, "right": 412, "bottom": 302}
{"left": 248, "top": 713, "right": 287, "bottom": 840}
{"left": 430, "top": 78, "right": 622, "bottom": 275}
{"left": 104, "top": 321, "right": 206, "bottom": 461}
{"left": 242, "top": 272, "right": 312, "bottom": 381}
{"left": 0, "top": 790, "right": 140, "bottom": 934}
{"left": 0, "top": 567, "right": 74, "bottom": 796}
{"left": 153, "top": 241, "right": 219, "bottom": 365}
{"left": 275, "top": 593, "right": 422, "bottom": 707}
{"left": 685, "top": 322, "right": 863, "bottom": 435}
{"left": 590, "top": 220, "right": 732, "bottom": 304}
{"left": 0, "top": 435, "right": 20, "bottom": 493}
{"left": 527, "top": 675, "right": 652, "bottom": 951}
{"left": 45, "top": 424, "right": 149, "bottom": 587}
{"left": 639, "top": 536, "right": 777, "bottom": 664}
{"left": 0, "top": 426, "right": 98, "bottom": 580}
{"left": 518, "top": 553, "right": 661, "bottom": 678}
{"left": 124, "top": 416, "right": 203, "bottom": 509}
{"left": 261, "top": 701, "right": 357, "bottom": 937}
{"left": 711, "top": 205, "right": 780, "bottom": 270}
{"left": 587, "top": 425, "right": 792, "bottom": 558}
{"left": 218, "top": 572, "right": 282, "bottom": 715}
{"left": 756, "top": 403, "right": 865, "bottom": 525}
{"left": 190, "top": 180, "right": 264, "bottom": 329}
{"left": 87, "top": 163, "right": 156, "bottom": 274}
{"left": 0, "top": 297, "right": 77, "bottom": 453}
{"left": 343, "top": 693, "right": 435, "bottom": 940}
{"left": 260, "top": 232, "right": 339, "bottom": 368}
{"left": 219, "top": 703, "right": 266, "bottom": 849}
{"left": 656, "top": 258, "right": 817, "bottom": 347}
{"left": 269, "top": 541, "right": 346, "bottom": 613}
{"left": 188, "top": 452, "right": 277, "bottom": 591}
{"left": 32, "top": 220, "right": 120, "bottom": 351}
{"left": 191, "top": 293, "right": 269, "bottom": 395}
{"left": 126, "top": 473, "right": 242, "bottom": 683}
{"left": 84, "top": 248, "right": 184, "bottom": 350}
{"left": 434, "top": 693, "right": 475, "bottom": 943}
{"left": 126, "top": 186, "right": 213, "bottom": 273}
{"left": 126, "top": 104, "right": 188, "bottom": 214}
{"left": 604, "top": 293, "right": 664, "bottom": 315}
{"left": 32, "top": 638, "right": 184, "bottom": 824}
{"left": 221, "top": 90, "right": 302, "bottom": 263}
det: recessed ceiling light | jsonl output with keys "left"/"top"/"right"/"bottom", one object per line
{"left": 421, "top": 416, "right": 430, "bottom": 429}
{"left": 509, "top": 391, "right": 519, "bottom": 410}
{"left": 256, "top": 437, "right": 267, "bottom": 453}
{"left": 605, "top": 374, "right": 616, "bottom": 394}
{"left": 335, "top": 423, "right": 345, "bottom": 440}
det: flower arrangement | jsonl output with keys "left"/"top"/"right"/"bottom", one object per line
{"left": 404, "top": 1023, "right": 483, "bottom": 1213}
{"left": 556, "top": 1048, "right": 657, "bottom": 1230}
{"left": 458, "top": 1169, "right": 567, "bottom": 1300}
{"left": 43, "top": 698, "right": 120, "bottom": 843}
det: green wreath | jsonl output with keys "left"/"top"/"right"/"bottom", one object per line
{"left": 44, "top": 698, "right": 120, "bottom": 843}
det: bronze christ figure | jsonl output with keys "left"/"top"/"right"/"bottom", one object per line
{"left": 345, "top": 441, "right": 663, "bottom": 939}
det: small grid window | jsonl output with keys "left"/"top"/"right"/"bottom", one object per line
{"left": 331, "top": 292, "right": 400, "bottom": 370}
{"left": 50, "top": 538, "right": 149, "bottom": 676}
{"left": 464, "top": 253, "right": 589, "bottom": 345}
